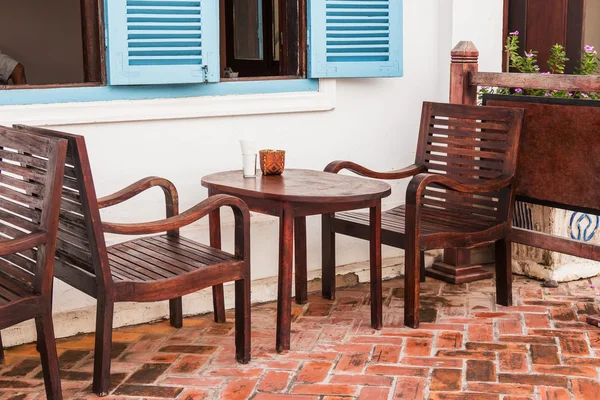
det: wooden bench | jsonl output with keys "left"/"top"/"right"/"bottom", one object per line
{"left": 11, "top": 125, "right": 251, "bottom": 396}
{"left": 323, "top": 102, "right": 525, "bottom": 328}
{"left": 0, "top": 126, "right": 68, "bottom": 399}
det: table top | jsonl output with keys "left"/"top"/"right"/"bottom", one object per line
{"left": 201, "top": 169, "right": 391, "bottom": 203}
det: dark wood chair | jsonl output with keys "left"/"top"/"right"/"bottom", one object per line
{"left": 322, "top": 102, "right": 525, "bottom": 328}
{"left": 0, "top": 126, "right": 68, "bottom": 399}
{"left": 11, "top": 125, "right": 251, "bottom": 396}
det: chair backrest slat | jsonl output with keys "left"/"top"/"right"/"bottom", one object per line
{"left": 12, "top": 125, "right": 112, "bottom": 291}
{"left": 416, "top": 102, "right": 525, "bottom": 223}
{"left": 0, "top": 126, "right": 67, "bottom": 294}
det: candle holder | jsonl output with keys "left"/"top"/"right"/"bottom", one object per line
{"left": 259, "top": 150, "right": 285, "bottom": 175}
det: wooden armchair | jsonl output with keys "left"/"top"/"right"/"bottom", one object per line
{"left": 12, "top": 125, "right": 251, "bottom": 396}
{"left": 0, "top": 126, "right": 67, "bottom": 399}
{"left": 323, "top": 102, "right": 525, "bottom": 328}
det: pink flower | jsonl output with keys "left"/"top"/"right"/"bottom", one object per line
{"left": 596, "top": 292, "right": 600, "bottom": 296}
{"left": 515, "top": 88, "right": 523, "bottom": 93}
{"left": 545, "top": 93, "right": 552, "bottom": 97}
{"left": 585, "top": 45, "right": 595, "bottom": 53}
{"left": 567, "top": 92, "right": 573, "bottom": 96}
{"left": 592, "top": 284, "right": 597, "bottom": 289}
{"left": 535, "top": 67, "right": 541, "bottom": 71}
{"left": 541, "top": 72, "right": 551, "bottom": 75}
{"left": 510, "top": 31, "right": 519, "bottom": 36}
{"left": 525, "top": 52, "right": 534, "bottom": 57}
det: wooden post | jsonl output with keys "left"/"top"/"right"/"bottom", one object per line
{"left": 425, "top": 41, "right": 494, "bottom": 284}
{"left": 449, "top": 41, "right": 479, "bottom": 105}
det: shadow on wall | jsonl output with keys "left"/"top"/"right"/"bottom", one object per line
{"left": 0, "top": 0, "right": 85, "bottom": 85}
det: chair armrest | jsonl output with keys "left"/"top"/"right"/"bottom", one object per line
{"left": 102, "top": 194, "right": 250, "bottom": 236}
{"left": 0, "top": 231, "right": 47, "bottom": 256}
{"left": 97, "top": 177, "right": 179, "bottom": 217}
{"left": 324, "top": 160, "right": 425, "bottom": 180}
{"left": 404, "top": 173, "right": 514, "bottom": 238}
{"left": 407, "top": 173, "right": 514, "bottom": 198}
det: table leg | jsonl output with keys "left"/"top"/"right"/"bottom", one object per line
{"left": 370, "top": 201, "right": 383, "bottom": 330}
{"left": 322, "top": 213, "right": 336, "bottom": 300}
{"left": 276, "top": 204, "right": 294, "bottom": 353}
{"left": 209, "top": 208, "right": 226, "bottom": 323}
{"left": 294, "top": 216, "right": 308, "bottom": 305}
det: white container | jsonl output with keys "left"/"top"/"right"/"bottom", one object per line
{"left": 239, "top": 140, "right": 256, "bottom": 155}
{"left": 240, "top": 140, "right": 257, "bottom": 178}
{"left": 242, "top": 154, "right": 257, "bottom": 178}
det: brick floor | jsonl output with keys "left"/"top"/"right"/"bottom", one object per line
{"left": 2, "top": 273, "right": 600, "bottom": 399}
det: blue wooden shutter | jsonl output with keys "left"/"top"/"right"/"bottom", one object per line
{"left": 308, "top": 0, "right": 403, "bottom": 78}
{"left": 105, "top": 0, "right": 220, "bottom": 85}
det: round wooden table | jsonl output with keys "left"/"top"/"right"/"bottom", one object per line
{"left": 202, "top": 169, "right": 391, "bottom": 352}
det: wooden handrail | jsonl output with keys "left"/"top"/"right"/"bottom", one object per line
{"left": 471, "top": 72, "right": 600, "bottom": 92}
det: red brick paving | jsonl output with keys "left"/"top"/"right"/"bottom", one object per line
{"left": 1, "top": 273, "right": 600, "bottom": 399}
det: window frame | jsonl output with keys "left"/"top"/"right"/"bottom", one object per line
{"left": 0, "top": 0, "right": 106, "bottom": 90}
{"left": 220, "top": 0, "right": 307, "bottom": 80}
{"left": 2, "top": 0, "right": 306, "bottom": 90}
{"left": 280, "top": 0, "right": 307, "bottom": 77}
{"left": 81, "top": 0, "right": 106, "bottom": 84}
{"left": 223, "top": 0, "right": 280, "bottom": 77}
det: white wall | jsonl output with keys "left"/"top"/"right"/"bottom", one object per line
{"left": 586, "top": 0, "right": 600, "bottom": 51}
{"left": 0, "top": 0, "right": 84, "bottom": 85}
{"left": 437, "top": 0, "right": 505, "bottom": 101}
{"left": 0, "top": 1, "right": 504, "bottom": 345}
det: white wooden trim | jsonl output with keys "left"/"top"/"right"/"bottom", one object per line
{"left": 0, "top": 79, "right": 336, "bottom": 127}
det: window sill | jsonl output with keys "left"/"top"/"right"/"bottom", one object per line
{"left": 220, "top": 75, "right": 303, "bottom": 82}
{"left": 0, "top": 79, "right": 335, "bottom": 126}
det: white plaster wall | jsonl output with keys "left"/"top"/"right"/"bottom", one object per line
{"left": 586, "top": 0, "right": 600, "bottom": 50}
{"left": 437, "top": 0, "right": 505, "bottom": 101}
{"left": 0, "top": 0, "right": 504, "bottom": 346}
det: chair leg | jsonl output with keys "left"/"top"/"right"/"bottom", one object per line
{"left": 169, "top": 298, "right": 183, "bottom": 328}
{"left": 370, "top": 202, "right": 383, "bottom": 330}
{"left": 37, "top": 279, "right": 55, "bottom": 354}
{"left": 92, "top": 297, "right": 114, "bottom": 396}
{"left": 235, "top": 277, "right": 251, "bottom": 364}
{"left": 36, "top": 313, "right": 62, "bottom": 400}
{"left": 322, "top": 214, "right": 336, "bottom": 300}
{"left": 209, "top": 207, "right": 227, "bottom": 323}
{"left": 404, "top": 242, "right": 421, "bottom": 329}
{"left": 420, "top": 251, "right": 426, "bottom": 283}
{"left": 495, "top": 238, "right": 513, "bottom": 307}
{"left": 294, "top": 217, "right": 308, "bottom": 305}
{"left": 212, "top": 285, "right": 227, "bottom": 323}
{"left": 0, "top": 331, "right": 5, "bottom": 364}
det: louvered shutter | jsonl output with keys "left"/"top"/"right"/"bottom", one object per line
{"left": 308, "top": 0, "right": 403, "bottom": 78}
{"left": 105, "top": 0, "right": 219, "bottom": 85}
